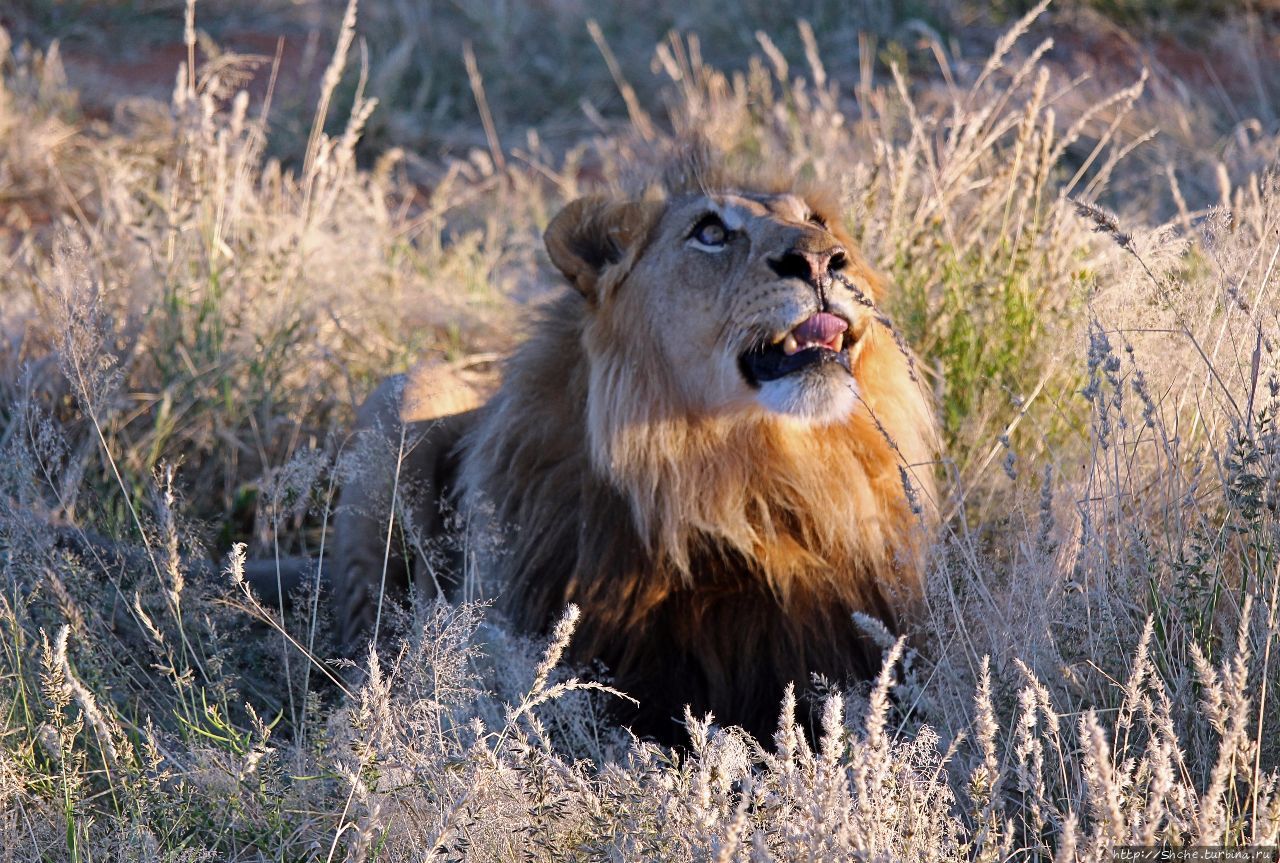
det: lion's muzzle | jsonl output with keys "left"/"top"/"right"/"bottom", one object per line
{"left": 739, "top": 311, "right": 853, "bottom": 385}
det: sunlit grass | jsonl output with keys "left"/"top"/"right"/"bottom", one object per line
{"left": 2, "top": 0, "right": 1279, "bottom": 859}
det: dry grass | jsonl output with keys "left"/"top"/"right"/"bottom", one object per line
{"left": 2, "top": 0, "right": 1280, "bottom": 859}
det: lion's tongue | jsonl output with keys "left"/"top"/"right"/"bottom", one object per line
{"left": 792, "top": 313, "right": 847, "bottom": 350}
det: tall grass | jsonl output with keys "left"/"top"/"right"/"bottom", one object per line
{"left": 2, "top": 0, "right": 1279, "bottom": 859}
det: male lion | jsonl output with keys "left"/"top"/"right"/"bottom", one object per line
{"left": 326, "top": 160, "right": 938, "bottom": 743}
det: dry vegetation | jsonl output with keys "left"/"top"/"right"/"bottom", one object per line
{"left": 2, "top": 0, "right": 1280, "bottom": 859}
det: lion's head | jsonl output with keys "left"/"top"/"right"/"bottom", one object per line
{"left": 546, "top": 187, "right": 875, "bottom": 426}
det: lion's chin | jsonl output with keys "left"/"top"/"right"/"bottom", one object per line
{"left": 754, "top": 367, "right": 859, "bottom": 424}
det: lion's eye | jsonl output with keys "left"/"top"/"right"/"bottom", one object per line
{"left": 689, "top": 214, "right": 730, "bottom": 249}
{"left": 807, "top": 212, "right": 828, "bottom": 229}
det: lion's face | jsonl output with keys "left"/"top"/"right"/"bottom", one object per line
{"left": 546, "top": 191, "right": 881, "bottom": 425}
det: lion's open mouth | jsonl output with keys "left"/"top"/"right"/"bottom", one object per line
{"left": 738, "top": 312, "right": 853, "bottom": 386}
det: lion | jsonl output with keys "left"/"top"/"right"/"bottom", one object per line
{"left": 313, "top": 158, "right": 938, "bottom": 743}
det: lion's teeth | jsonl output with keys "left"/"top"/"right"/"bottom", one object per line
{"left": 782, "top": 334, "right": 799, "bottom": 355}
{"left": 831, "top": 333, "right": 844, "bottom": 352}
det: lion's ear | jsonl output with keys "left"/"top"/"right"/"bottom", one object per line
{"left": 545, "top": 196, "right": 657, "bottom": 296}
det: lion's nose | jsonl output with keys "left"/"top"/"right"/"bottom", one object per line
{"left": 768, "top": 246, "right": 848, "bottom": 287}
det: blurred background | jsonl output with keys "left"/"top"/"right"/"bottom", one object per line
{"left": 4, "top": 0, "right": 1277, "bottom": 195}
